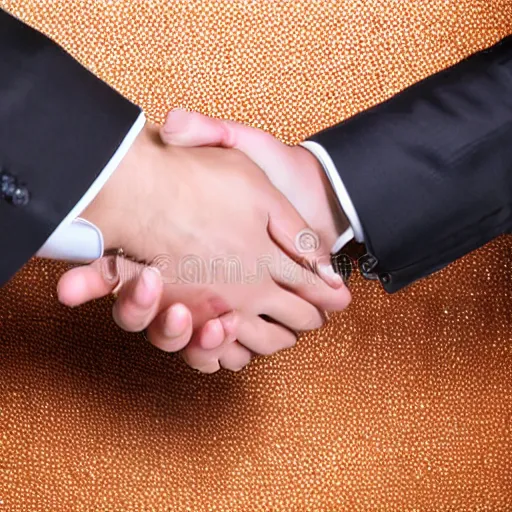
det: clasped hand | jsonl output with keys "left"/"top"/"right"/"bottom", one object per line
{"left": 58, "top": 113, "right": 351, "bottom": 372}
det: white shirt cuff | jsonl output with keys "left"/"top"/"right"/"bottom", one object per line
{"left": 300, "top": 140, "right": 365, "bottom": 252}
{"left": 36, "top": 112, "right": 146, "bottom": 262}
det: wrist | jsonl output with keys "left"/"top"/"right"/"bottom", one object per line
{"left": 295, "top": 146, "right": 350, "bottom": 249}
{"left": 80, "top": 123, "right": 157, "bottom": 252}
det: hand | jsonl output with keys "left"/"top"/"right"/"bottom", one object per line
{"left": 157, "top": 110, "right": 352, "bottom": 371}
{"left": 83, "top": 122, "right": 342, "bottom": 289}
{"left": 58, "top": 121, "right": 351, "bottom": 371}
{"left": 160, "top": 110, "right": 349, "bottom": 249}
{"left": 58, "top": 256, "right": 195, "bottom": 353}
{"left": 58, "top": 257, "right": 271, "bottom": 371}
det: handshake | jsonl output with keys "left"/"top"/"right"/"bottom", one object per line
{"left": 3, "top": 10, "right": 510, "bottom": 375}
{"left": 58, "top": 110, "right": 352, "bottom": 373}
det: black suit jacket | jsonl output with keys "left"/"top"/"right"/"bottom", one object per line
{"left": 0, "top": 9, "right": 140, "bottom": 286}
{"left": 312, "top": 36, "right": 512, "bottom": 292}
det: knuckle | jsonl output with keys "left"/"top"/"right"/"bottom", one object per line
{"left": 281, "top": 333, "right": 297, "bottom": 350}
{"left": 224, "top": 362, "right": 246, "bottom": 372}
{"left": 220, "top": 349, "right": 252, "bottom": 371}
{"left": 329, "top": 288, "right": 352, "bottom": 312}
{"left": 206, "top": 295, "right": 231, "bottom": 318}
{"left": 161, "top": 337, "right": 186, "bottom": 353}
{"left": 259, "top": 342, "right": 280, "bottom": 356}
{"left": 199, "top": 364, "right": 221, "bottom": 374}
{"left": 180, "top": 349, "right": 202, "bottom": 371}
{"left": 262, "top": 333, "right": 296, "bottom": 354}
{"left": 300, "top": 314, "right": 324, "bottom": 332}
{"left": 183, "top": 347, "right": 224, "bottom": 373}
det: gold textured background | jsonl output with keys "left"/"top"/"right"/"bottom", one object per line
{"left": 1, "top": 1, "right": 512, "bottom": 510}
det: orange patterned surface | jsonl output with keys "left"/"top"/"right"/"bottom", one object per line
{"left": 0, "top": 1, "right": 511, "bottom": 510}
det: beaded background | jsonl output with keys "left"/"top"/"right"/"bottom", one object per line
{"left": 0, "top": 1, "right": 511, "bottom": 510}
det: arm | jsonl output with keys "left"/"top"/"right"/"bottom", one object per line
{"left": 0, "top": 8, "right": 141, "bottom": 286}
{"left": 311, "top": 35, "right": 512, "bottom": 292}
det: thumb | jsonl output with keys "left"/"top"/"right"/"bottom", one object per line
{"left": 160, "top": 109, "right": 230, "bottom": 147}
{"left": 267, "top": 200, "right": 345, "bottom": 290}
{"left": 57, "top": 255, "right": 143, "bottom": 307}
{"left": 160, "top": 110, "right": 297, "bottom": 190}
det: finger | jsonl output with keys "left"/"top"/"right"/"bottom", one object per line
{"left": 217, "top": 311, "right": 297, "bottom": 356}
{"left": 58, "top": 252, "right": 150, "bottom": 308}
{"left": 267, "top": 204, "right": 344, "bottom": 290}
{"left": 161, "top": 110, "right": 298, "bottom": 194}
{"left": 260, "top": 287, "right": 326, "bottom": 334}
{"left": 180, "top": 317, "right": 230, "bottom": 373}
{"left": 161, "top": 109, "right": 229, "bottom": 147}
{"left": 112, "top": 267, "right": 162, "bottom": 332}
{"left": 181, "top": 342, "right": 222, "bottom": 374}
{"left": 161, "top": 110, "right": 282, "bottom": 162}
{"left": 189, "top": 311, "right": 298, "bottom": 372}
{"left": 181, "top": 313, "right": 241, "bottom": 373}
{"left": 57, "top": 257, "right": 119, "bottom": 307}
{"left": 197, "top": 317, "right": 232, "bottom": 350}
{"left": 183, "top": 339, "right": 253, "bottom": 374}
{"left": 146, "top": 303, "right": 194, "bottom": 352}
{"left": 270, "top": 252, "right": 352, "bottom": 313}
{"left": 218, "top": 341, "right": 253, "bottom": 372}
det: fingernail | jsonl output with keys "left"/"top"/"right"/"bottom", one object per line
{"left": 318, "top": 263, "right": 344, "bottom": 288}
{"left": 136, "top": 267, "right": 160, "bottom": 307}
{"left": 164, "top": 305, "right": 186, "bottom": 338}
{"left": 147, "top": 266, "right": 161, "bottom": 276}
{"left": 163, "top": 109, "right": 189, "bottom": 134}
{"left": 199, "top": 318, "right": 225, "bottom": 350}
{"left": 101, "top": 255, "right": 118, "bottom": 283}
{"left": 143, "top": 266, "right": 161, "bottom": 285}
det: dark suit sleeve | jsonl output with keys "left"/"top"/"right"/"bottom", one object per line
{"left": 311, "top": 35, "right": 512, "bottom": 293}
{"left": 0, "top": 8, "right": 141, "bottom": 286}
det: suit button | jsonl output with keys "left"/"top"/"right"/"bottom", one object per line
{"left": 358, "top": 253, "right": 379, "bottom": 280}
{"left": 1, "top": 173, "right": 16, "bottom": 197}
{"left": 12, "top": 186, "right": 30, "bottom": 206}
{"left": 1, "top": 171, "right": 30, "bottom": 206}
{"left": 380, "top": 273, "right": 391, "bottom": 285}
